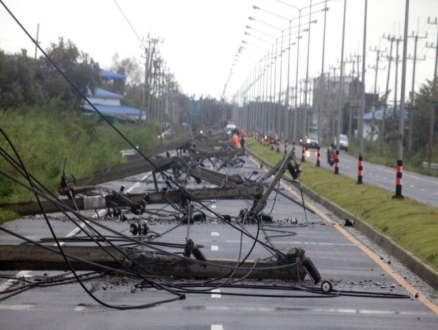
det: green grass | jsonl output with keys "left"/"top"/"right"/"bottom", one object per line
{"left": 247, "top": 138, "right": 438, "bottom": 272}
{"left": 0, "top": 106, "right": 162, "bottom": 222}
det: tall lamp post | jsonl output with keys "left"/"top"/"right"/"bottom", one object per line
{"left": 275, "top": 0, "right": 331, "bottom": 147}
{"left": 317, "top": 1, "right": 329, "bottom": 167}
{"left": 241, "top": 40, "right": 270, "bottom": 132}
{"left": 335, "top": 0, "right": 348, "bottom": 175}
{"left": 245, "top": 30, "right": 277, "bottom": 133}
{"left": 358, "top": 0, "right": 368, "bottom": 184}
{"left": 249, "top": 16, "right": 285, "bottom": 138}
{"left": 394, "top": 0, "right": 410, "bottom": 198}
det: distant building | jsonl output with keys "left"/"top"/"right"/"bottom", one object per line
{"left": 312, "top": 74, "right": 378, "bottom": 138}
{"left": 82, "top": 69, "right": 145, "bottom": 124}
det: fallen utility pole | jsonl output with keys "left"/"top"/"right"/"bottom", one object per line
{"left": 2, "top": 185, "right": 264, "bottom": 216}
{"left": 72, "top": 149, "right": 242, "bottom": 189}
{"left": 0, "top": 245, "right": 307, "bottom": 281}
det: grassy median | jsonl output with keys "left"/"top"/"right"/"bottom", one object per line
{"left": 246, "top": 138, "right": 438, "bottom": 272}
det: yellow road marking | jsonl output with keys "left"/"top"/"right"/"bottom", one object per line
{"left": 250, "top": 156, "right": 438, "bottom": 314}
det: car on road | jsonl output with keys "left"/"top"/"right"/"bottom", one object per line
{"left": 305, "top": 133, "right": 319, "bottom": 149}
{"left": 333, "top": 134, "right": 349, "bottom": 151}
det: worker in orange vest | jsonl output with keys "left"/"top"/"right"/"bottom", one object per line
{"left": 232, "top": 129, "right": 241, "bottom": 148}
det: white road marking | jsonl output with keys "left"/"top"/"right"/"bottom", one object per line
{"left": 211, "top": 289, "right": 221, "bottom": 298}
{"left": 0, "top": 271, "right": 30, "bottom": 293}
{"left": 211, "top": 232, "right": 220, "bottom": 237}
{"left": 211, "top": 205, "right": 216, "bottom": 208}
{"left": 0, "top": 304, "right": 35, "bottom": 310}
{"left": 211, "top": 245, "right": 219, "bottom": 251}
{"left": 201, "top": 306, "right": 429, "bottom": 316}
{"left": 75, "top": 306, "right": 86, "bottom": 311}
{"left": 211, "top": 325, "right": 223, "bottom": 330}
{"left": 126, "top": 182, "right": 140, "bottom": 193}
{"left": 199, "top": 240, "right": 353, "bottom": 246}
{"left": 59, "top": 209, "right": 107, "bottom": 246}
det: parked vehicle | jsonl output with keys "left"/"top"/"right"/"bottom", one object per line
{"left": 225, "top": 124, "right": 237, "bottom": 135}
{"left": 332, "top": 134, "right": 349, "bottom": 151}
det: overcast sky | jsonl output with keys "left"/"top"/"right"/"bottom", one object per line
{"left": 1, "top": 0, "right": 438, "bottom": 103}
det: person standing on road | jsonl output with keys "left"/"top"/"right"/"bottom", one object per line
{"left": 232, "top": 129, "right": 240, "bottom": 148}
{"left": 240, "top": 135, "right": 245, "bottom": 149}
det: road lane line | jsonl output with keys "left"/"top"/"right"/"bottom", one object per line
{"left": 125, "top": 182, "right": 140, "bottom": 193}
{"left": 211, "top": 325, "right": 223, "bottom": 330}
{"left": 211, "top": 289, "right": 221, "bottom": 298}
{"left": 250, "top": 155, "right": 438, "bottom": 314}
{"left": 0, "top": 304, "right": 35, "bottom": 310}
{"left": 211, "top": 245, "right": 219, "bottom": 251}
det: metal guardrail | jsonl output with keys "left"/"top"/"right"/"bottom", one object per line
{"left": 120, "top": 146, "right": 139, "bottom": 157}
{"left": 422, "top": 162, "right": 438, "bottom": 176}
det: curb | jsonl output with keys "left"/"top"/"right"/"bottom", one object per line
{"left": 246, "top": 148, "right": 438, "bottom": 291}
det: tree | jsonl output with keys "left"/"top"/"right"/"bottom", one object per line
{"left": 38, "top": 38, "right": 100, "bottom": 108}
{"left": 0, "top": 49, "right": 45, "bottom": 109}
{"left": 412, "top": 80, "right": 438, "bottom": 153}
{"left": 108, "top": 53, "right": 144, "bottom": 109}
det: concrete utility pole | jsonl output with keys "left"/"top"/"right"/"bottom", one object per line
{"left": 383, "top": 34, "right": 403, "bottom": 135}
{"left": 407, "top": 30, "right": 427, "bottom": 152}
{"left": 34, "top": 23, "right": 40, "bottom": 59}
{"left": 369, "top": 46, "right": 386, "bottom": 142}
{"left": 141, "top": 36, "right": 161, "bottom": 122}
{"left": 381, "top": 35, "right": 395, "bottom": 145}
{"left": 394, "top": 0, "right": 410, "bottom": 199}
{"left": 426, "top": 17, "right": 438, "bottom": 165}
{"left": 344, "top": 55, "right": 362, "bottom": 141}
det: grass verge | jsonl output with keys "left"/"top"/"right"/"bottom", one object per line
{"left": 247, "top": 138, "right": 438, "bottom": 272}
{"left": 0, "top": 107, "right": 162, "bottom": 224}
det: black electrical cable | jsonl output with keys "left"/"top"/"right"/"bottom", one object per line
{"left": 0, "top": 133, "right": 186, "bottom": 308}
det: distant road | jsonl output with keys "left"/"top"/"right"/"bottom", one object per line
{"left": 295, "top": 146, "right": 438, "bottom": 207}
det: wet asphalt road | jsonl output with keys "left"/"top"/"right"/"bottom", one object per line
{"left": 0, "top": 153, "right": 437, "bottom": 329}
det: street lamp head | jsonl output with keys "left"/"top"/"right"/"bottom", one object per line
{"left": 246, "top": 25, "right": 252, "bottom": 29}
{"left": 248, "top": 16, "right": 255, "bottom": 21}
{"left": 253, "top": 5, "right": 260, "bottom": 10}
{"left": 311, "top": 20, "right": 318, "bottom": 24}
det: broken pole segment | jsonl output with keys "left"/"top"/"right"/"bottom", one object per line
{"left": 0, "top": 245, "right": 307, "bottom": 281}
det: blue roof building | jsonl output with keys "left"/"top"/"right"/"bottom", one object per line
{"left": 82, "top": 69, "right": 145, "bottom": 123}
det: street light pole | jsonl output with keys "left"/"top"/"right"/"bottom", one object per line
{"left": 302, "top": 0, "right": 313, "bottom": 162}
{"left": 317, "top": 2, "right": 328, "bottom": 167}
{"left": 394, "top": 0, "right": 410, "bottom": 199}
{"left": 275, "top": 0, "right": 331, "bottom": 146}
{"left": 358, "top": 0, "right": 368, "bottom": 184}
{"left": 335, "top": 0, "right": 347, "bottom": 175}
